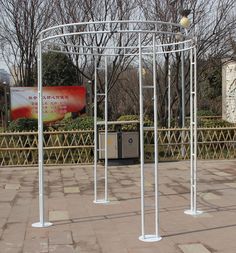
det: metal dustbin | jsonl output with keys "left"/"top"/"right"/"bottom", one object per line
{"left": 120, "top": 132, "right": 139, "bottom": 158}
{"left": 98, "top": 132, "right": 119, "bottom": 159}
{"left": 98, "top": 131, "right": 139, "bottom": 160}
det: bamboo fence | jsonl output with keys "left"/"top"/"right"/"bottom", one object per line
{"left": 0, "top": 127, "right": 235, "bottom": 166}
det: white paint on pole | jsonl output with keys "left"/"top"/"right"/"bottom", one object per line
{"left": 32, "top": 40, "right": 52, "bottom": 228}
{"left": 94, "top": 57, "right": 98, "bottom": 203}
{"left": 184, "top": 44, "right": 202, "bottom": 216}
{"left": 138, "top": 34, "right": 162, "bottom": 243}
{"left": 153, "top": 35, "right": 162, "bottom": 241}
{"left": 104, "top": 55, "right": 108, "bottom": 202}
{"left": 138, "top": 33, "right": 145, "bottom": 239}
{"left": 93, "top": 56, "right": 109, "bottom": 205}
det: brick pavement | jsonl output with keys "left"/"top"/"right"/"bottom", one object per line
{"left": 0, "top": 160, "right": 236, "bottom": 253}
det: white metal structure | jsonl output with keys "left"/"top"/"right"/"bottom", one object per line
{"left": 33, "top": 20, "right": 202, "bottom": 241}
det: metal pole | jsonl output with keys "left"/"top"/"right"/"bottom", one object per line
{"left": 193, "top": 45, "right": 198, "bottom": 213}
{"left": 93, "top": 56, "right": 109, "bottom": 205}
{"left": 184, "top": 43, "right": 202, "bottom": 216}
{"left": 181, "top": 40, "right": 186, "bottom": 157}
{"left": 104, "top": 55, "right": 108, "bottom": 202}
{"left": 153, "top": 35, "right": 162, "bottom": 241}
{"left": 168, "top": 63, "right": 171, "bottom": 129}
{"left": 4, "top": 84, "right": 8, "bottom": 129}
{"left": 32, "top": 40, "right": 52, "bottom": 228}
{"left": 94, "top": 58, "right": 98, "bottom": 202}
{"left": 139, "top": 33, "right": 162, "bottom": 243}
{"left": 138, "top": 33, "right": 145, "bottom": 239}
{"left": 167, "top": 62, "right": 171, "bottom": 153}
{"left": 190, "top": 48, "right": 194, "bottom": 212}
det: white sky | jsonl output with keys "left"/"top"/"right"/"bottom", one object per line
{"left": 0, "top": 59, "right": 8, "bottom": 72}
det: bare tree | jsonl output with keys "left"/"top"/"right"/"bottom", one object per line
{"left": 0, "top": 0, "right": 54, "bottom": 86}
{"left": 137, "top": 0, "right": 236, "bottom": 125}
{"left": 52, "top": 0, "right": 140, "bottom": 113}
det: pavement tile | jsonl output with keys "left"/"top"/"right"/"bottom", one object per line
{"left": 49, "top": 230, "right": 73, "bottom": 245}
{"left": 4, "top": 184, "right": 21, "bottom": 190}
{"left": 49, "top": 210, "right": 70, "bottom": 221}
{"left": 1, "top": 223, "right": 26, "bottom": 248}
{"left": 199, "top": 192, "right": 221, "bottom": 200}
{"left": 178, "top": 243, "right": 212, "bottom": 253}
{"left": 0, "top": 243, "right": 22, "bottom": 253}
{"left": 0, "top": 189, "right": 17, "bottom": 202}
{"left": 225, "top": 183, "right": 236, "bottom": 188}
{"left": 64, "top": 186, "right": 80, "bottom": 194}
{"left": 23, "top": 239, "right": 48, "bottom": 253}
{"left": 213, "top": 171, "right": 232, "bottom": 177}
{"left": 0, "top": 161, "right": 236, "bottom": 252}
{"left": 49, "top": 244, "right": 75, "bottom": 253}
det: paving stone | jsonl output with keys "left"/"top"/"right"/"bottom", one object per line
{"left": 225, "top": 183, "right": 236, "bottom": 188}
{"left": 0, "top": 161, "right": 236, "bottom": 252}
{"left": 64, "top": 187, "right": 80, "bottom": 194}
{"left": 49, "top": 244, "right": 75, "bottom": 253}
{"left": 0, "top": 203, "right": 11, "bottom": 218}
{"left": 49, "top": 231, "right": 73, "bottom": 245}
{"left": 199, "top": 192, "right": 221, "bottom": 200}
{"left": 0, "top": 190, "right": 17, "bottom": 202}
{"left": 0, "top": 243, "right": 22, "bottom": 253}
{"left": 213, "top": 171, "right": 231, "bottom": 177}
{"left": 1, "top": 223, "right": 26, "bottom": 248}
{"left": 178, "top": 243, "right": 211, "bottom": 253}
{"left": 23, "top": 239, "right": 48, "bottom": 253}
{"left": 193, "top": 212, "right": 212, "bottom": 218}
{"left": 49, "top": 211, "right": 69, "bottom": 221}
{"left": 4, "top": 184, "right": 21, "bottom": 190}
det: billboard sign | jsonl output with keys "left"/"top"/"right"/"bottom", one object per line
{"left": 10, "top": 86, "right": 86, "bottom": 124}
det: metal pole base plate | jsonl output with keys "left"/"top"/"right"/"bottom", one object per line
{"left": 93, "top": 199, "right": 110, "bottom": 204}
{"left": 139, "top": 235, "right": 162, "bottom": 242}
{"left": 184, "top": 209, "right": 203, "bottom": 216}
{"left": 32, "top": 222, "right": 53, "bottom": 228}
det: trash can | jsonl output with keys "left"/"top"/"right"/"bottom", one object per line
{"left": 98, "top": 131, "right": 139, "bottom": 160}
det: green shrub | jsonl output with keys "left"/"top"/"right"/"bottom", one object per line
{"left": 62, "top": 115, "right": 102, "bottom": 130}
{"left": 198, "top": 118, "right": 234, "bottom": 128}
{"left": 197, "top": 110, "right": 217, "bottom": 117}
{"left": 8, "top": 118, "right": 39, "bottom": 132}
{"left": 117, "top": 115, "right": 139, "bottom": 122}
{"left": 117, "top": 114, "right": 153, "bottom": 131}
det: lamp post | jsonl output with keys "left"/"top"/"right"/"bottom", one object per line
{"left": 87, "top": 80, "right": 93, "bottom": 116}
{"left": 3, "top": 81, "right": 8, "bottom": 129}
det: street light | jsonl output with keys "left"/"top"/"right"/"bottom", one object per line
{"left": 179, "top": 9, "right": 191, "bottom": 28}
{"left": 3, "top": 82, "right": 7, "bottom": 128}
{"left": 87, "top": 80, "right": 93, "bottom": 116}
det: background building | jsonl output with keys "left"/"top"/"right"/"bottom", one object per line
{"left": 222, "top": 59, "right": 236, "bottom": 123}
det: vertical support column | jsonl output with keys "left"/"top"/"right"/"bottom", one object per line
{"left": 181, "top": 41, "right": 186, "bottom": 157}
{"left": 153, "top": 35, "right": 162, "bottom": 241}
{"left": 193, "top": 46, "right": 199, "bottom": 214}
{"left": 138, "top": 33, "right": 145, "bottom": 240}
{"left": 139, "top": 34, "right": 162, "bottom": 242}
{"left": 184, "top": 44, "right": 202, "bottom": 216}
{"left": 168, "top": 63, "right": 171, "bottom": 129}
{"left": 94, "top": 57, "right": 98, "bottom": 203}
{"left": 167, "top": 62, "right": 171, "bottom": 152}
{"left": 93, "top": 56, "right": 109, "bottom": 205}
{"left": 190, "top": 47, "right": 194, "bottom": 212}
{"left": 104, "top": 55, "right": 108, "bottom": 202}
{"left": 32, "top": 40, "right": 52, "bottom": 228}
{"left": 181, "top": 42, "right": 185, "bottom": 128}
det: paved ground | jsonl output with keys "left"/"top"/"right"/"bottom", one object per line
{"left": 0, "top": 160, "right": 236, "bottom": 253}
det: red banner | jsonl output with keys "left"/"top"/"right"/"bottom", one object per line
{"left": 11, "top": 86, "right": 86, "bottom": 124}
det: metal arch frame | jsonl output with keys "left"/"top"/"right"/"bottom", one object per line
{"left": 32, "top": 20, "right": 202, "bottom": 241}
